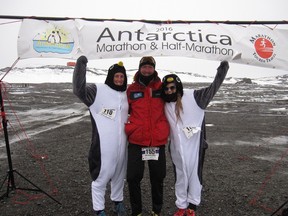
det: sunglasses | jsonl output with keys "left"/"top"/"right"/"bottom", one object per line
{"left": 164, "top": 86, "right": 176, "bottom": 91}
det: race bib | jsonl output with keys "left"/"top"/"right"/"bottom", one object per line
{"left": 142, "top": 147, "right": 160, "bottom": 160}
{"left": 100, "top": 108, "right": 116, "bottom": 119}
{"left": 182, "top": 126, "right": 201, "bottom": 139}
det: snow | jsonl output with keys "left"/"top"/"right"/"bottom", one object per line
{"left": 1, "top": 65, "right": 287, "bottom": 85}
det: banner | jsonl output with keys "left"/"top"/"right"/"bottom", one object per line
{"left": 17, "top": 19, "right": 288, "bottom": 71}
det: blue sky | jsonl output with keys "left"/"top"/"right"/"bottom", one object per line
{"left": 0, "top": 0, "right": 288, "bottom": 78}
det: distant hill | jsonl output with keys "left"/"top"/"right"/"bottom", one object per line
{"left": 0, "top": 65, "right": 287, "bottom": 86}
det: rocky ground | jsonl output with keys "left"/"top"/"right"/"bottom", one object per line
{"left": 0, "top": 82, "right": 287, "bottom": 216}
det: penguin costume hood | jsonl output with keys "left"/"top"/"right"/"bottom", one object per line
{"left": 105, "top": 61, "right": 127, "bottom": 92}
{"left": 161, "top": 74, "right": 183, "bottom": 102}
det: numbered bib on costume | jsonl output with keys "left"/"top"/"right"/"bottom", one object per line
{"left": 142, "top": 147, "right": 160, "bottom": 160}
{"left": 100, "top": 108, "right": 116, "bottom": 119}
{"left": 182, "top": 126, "right": 201, "bottom": 139}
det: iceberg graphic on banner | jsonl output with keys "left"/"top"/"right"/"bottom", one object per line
{"left": 33, "top": 27, "right": 74, "bottom": 54}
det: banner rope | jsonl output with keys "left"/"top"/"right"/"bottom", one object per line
{"left": 0, "top": 15, "right": 288, "bottom": 25}
{"left": 0, "top": 57, "right": 20, "bottom": 81}
{"left": 0, "top": 82, "right": 59, "bottom": 204}
{"left": 0, "top": 20, "right": 22, "bottom": 26}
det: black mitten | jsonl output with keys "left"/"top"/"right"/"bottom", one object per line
{"left": 77, "top": 55, "right": 88, "bottom": 65}
{"left": 218, "top": 60, "right": 229, "bottom": 71}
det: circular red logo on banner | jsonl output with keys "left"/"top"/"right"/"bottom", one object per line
{"left": 254, "top": 38, "right": 274, "bottom": 59}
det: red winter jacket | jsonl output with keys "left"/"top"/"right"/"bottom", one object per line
{"left": 125, "top": 71, "right": 170, "bottom": 147}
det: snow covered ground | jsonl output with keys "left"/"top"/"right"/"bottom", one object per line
{"left": 0, "top": 64, "right": 287, "bottom": 85}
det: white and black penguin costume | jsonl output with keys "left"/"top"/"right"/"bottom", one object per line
{"left": 161, "top": 61, "right": 229, "bottom": 209}
{"left": 73, "top": 56, "right": 128, "bottom": 211}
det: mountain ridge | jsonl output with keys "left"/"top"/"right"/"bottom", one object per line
{"left": 0, "top": 65, "right": 287, "bottom": 85}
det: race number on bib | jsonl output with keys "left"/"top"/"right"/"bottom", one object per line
{"left": 182, "top": 126, "right": 201, "bottom": 139}
{"left": 142, "top": 147, "right": 160, "bottom": 160}
{"left": 100, "top": 108, "right": 116, "bottom": 119}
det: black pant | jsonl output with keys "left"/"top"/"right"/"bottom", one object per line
{"left": 127, "top": 143, "right": 166, "bottom": 216}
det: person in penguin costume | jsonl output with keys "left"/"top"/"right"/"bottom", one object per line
{"left": 73, "top": 56, "right": 128, "bottom": 216}
{"left": 161, "top": 61, "right": 229, "bottom": 216}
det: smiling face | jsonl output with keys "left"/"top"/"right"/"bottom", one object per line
{"left": 113, "top": 72, "right": 125, "bottom": 86}
{"left": 164, "top": 83, "right": 177, "bottom": 95}
{"left": 140, "top": 64, "right": 155, "bottom": 77}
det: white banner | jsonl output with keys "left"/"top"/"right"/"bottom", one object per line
{"left": 17, "top": 19, "right": 288, "bottom": 71}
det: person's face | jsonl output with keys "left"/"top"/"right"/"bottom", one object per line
{"left": 113, "top": 72, "right": 125, "bottom": 86}
{"left": 140, "top": 65, "right": 155, "bottom": 76}
{"left": 164, "top": 83, "right": 176, "bottom": 95}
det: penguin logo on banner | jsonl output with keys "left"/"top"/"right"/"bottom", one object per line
{"left": 33, "top": 26, "right": 75, "bottom": 54}
{"left": 47, "top": 30, "right": 62, "bottom": 44}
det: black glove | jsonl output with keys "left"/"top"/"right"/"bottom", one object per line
{"left": 218, "top": 60, "right": 229, "bottom": 71}
{"left": 77, "top": 55, "right": 88, "bottom": 64}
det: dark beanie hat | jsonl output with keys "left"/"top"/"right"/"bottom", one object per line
{"left": 105, "top": 61, "right": 127, "bottom": 92}
{"left": 161, "top": 74, "right": 184, "bottom": 97}
{"left": 139, "top": 56, "right": 156, "bottom": 69}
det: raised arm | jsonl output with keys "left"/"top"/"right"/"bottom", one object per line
{"left": 72, "top": 56, "right": 97, "bottom": 107}
{"left": 194, "top": 61, "right": 229, "bottom": 109}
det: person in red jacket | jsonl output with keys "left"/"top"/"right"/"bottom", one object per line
{"left": 125, "top": 56, "right": 170, "bottom": 216}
